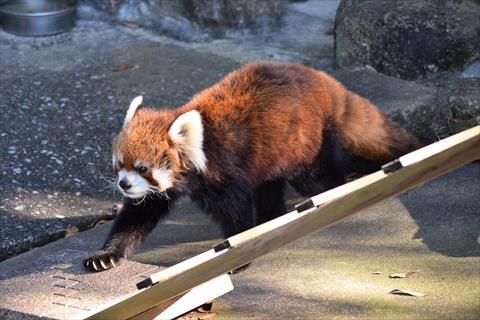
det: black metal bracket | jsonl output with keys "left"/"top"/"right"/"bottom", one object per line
{"left": 136, "top": 277, "right": 153, "bottom": 290}
{"left": 295, "top": 198, "right": 315, "bottom": 213}
{"left": 213, "top": 240, "right": 231, "bottom": 253}
{"left": 382, "top": 159, "right": 403, "bottom": 174}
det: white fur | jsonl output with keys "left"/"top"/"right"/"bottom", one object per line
{"left": 134, "top": 159, "right": 142, "bottom": 167}
{"left": 152, "top": 167, "right": 173, "bottom": 191}
{"left": 112, "top": 152, "right": 123, "bottom": 169}
{"left": 112, "top": 154, "right": 117, "bottom": 169}
{"left": 117, "top": 169, "right": 150, "bottom": 198}
{"left": 168, "top": 110, "right": 207, "bottom": 172}
{"left": 123, "top": 96, "right": 143, "bottom": 128}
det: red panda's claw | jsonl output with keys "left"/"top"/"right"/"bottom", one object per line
{"left": 83, "top": 250, "right": 122, "bottom": 272}
{"left": 99, "top": 258, "right": 108, "bottom": 270}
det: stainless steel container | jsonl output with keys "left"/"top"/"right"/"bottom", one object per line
{"left": 0, "top": 0, "right": 77, "bottom": 36}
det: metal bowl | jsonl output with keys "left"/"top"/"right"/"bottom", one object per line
{"left": 0, "top": 0, "right": 77, "bottom": 36}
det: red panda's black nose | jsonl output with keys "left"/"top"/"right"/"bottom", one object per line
{"left": 119, "top": 179, "right": 131, "bottom": 191}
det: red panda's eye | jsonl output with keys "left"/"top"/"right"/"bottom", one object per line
{"left": 137, "top": 166, "right": 148, "bottom": 174}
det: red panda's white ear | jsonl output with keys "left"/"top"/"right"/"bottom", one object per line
{"left": 169, "top": 110, "right": 206, "bottom": 172}
{"left": 123, "top": 96, "right": 143, "bottom": 128}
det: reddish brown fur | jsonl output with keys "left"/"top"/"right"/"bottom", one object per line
{"left": 114, "top": 61, "right": 421, "bottom": 187}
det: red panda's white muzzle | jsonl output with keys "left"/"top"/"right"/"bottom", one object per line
{"left": 117, "top": 169, "right": 152, "bottom": 199}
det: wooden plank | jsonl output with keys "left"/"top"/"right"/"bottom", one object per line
{"left": 142, "top": 249, "right": 222, "bottom": 287}
{"left": 129, "top": 293, "right": 186, "bottom": 320}
{"left": 154, "top": 274, "right": 233, "bottom": 320}
{"left": 130, "top": 275, "right": 233, "bottom": 320}
{"left": 308, "top": 125, "right": 480, "bottom": 207}
{"left": 399, "top": 126, "right": 480, "bottom": 167}
{"left": 86, "top": 126, "right": 480, "bottom": 320}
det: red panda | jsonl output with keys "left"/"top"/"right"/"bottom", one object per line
{"left": 83, "top": 61, "right": 421, "bottom": 271}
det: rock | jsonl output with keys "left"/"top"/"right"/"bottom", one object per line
{"left": 186, "top": 0, "right": 285, "bottom": 29}
{"left": 78, "top": 0, "right": 286, "bottom": 41}
{"left": 461, "top": 59, "right": 480, "bottom": 78}
{"left": 82, "top": 0, "right": 125, "bottom": 14}
{"left": 435, "top": 78, "right": 480, "bottom": 135}
{"left": 334, "top": 0, "right": 480, "bottom": 79}
{"left": 332, "top": 67, "right": 479, "bottom": 143}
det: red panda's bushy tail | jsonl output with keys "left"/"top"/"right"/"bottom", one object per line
{"left": 334, "top": 90, "right": 422, "bottom": 164}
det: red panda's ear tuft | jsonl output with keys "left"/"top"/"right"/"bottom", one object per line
{"left": 123, "top": 96, "right": 143, "bottom": 128}
{"left": 168, "top": 110, "right": 207, "bottom": 172}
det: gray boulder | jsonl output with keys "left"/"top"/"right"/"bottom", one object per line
{"left": 332, "top": 67, "right": 479, "bottom": 143}
{"left": 437, "top": 78, "right": 480, "bottom": 134}
{"left": 78, "top": 0, "right": 286, "bottom": 41}
{"left": 335, "top": 0, "right": 480, "bottom": 79}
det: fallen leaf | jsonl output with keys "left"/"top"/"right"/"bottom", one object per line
{"left": 95, "top": 220, "right": 107, "bottom": 226}
{"left": 122, "top": 21, "right": 139, "bottom": 29}
{"left": 365, "top": 64, "right": 378, "bottom": 72}
{"left": 65, "top": 225, "right": 79, "bottom": 237}
{"left": 179, "top": 311, "right": 216, "bottom": 320}
{"left": 113, "top": 63, "right": 136, "bottom": 72}
{"left": 198, "top": 312, "right": 216, "bottom": 319}
{"left": 388, "top": 289, "right": 425, "bottom": 297}
{"left": 389, "top": 271, "right": 419, "bottom": 278}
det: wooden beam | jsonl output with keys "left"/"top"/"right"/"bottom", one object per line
{"left": 129, "top": 274, "right": 233, "bottom": 320}
{"left": 86, "top": 126, "right": 480, "bottom": 320}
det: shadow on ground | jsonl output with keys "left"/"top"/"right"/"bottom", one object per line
{"left": 400, "top": 162, "right": 479, "bottom": 257}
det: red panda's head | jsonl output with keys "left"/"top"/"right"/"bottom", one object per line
{"left": 112, "top": 96, "right": 206, "bottom": 199}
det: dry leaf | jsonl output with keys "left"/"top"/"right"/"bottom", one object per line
{"left": 122, "top": 21, "right": 139, "bottom": 29}
{"left": 388, "top": 289, "right": 425, "bottom": 297}
{"left": 197, "top": 313, "right": 216, "bottom": 319}
{"left": 95, "top": 220, "right": 107, "bottom": 226}
{"left": 365, "top": 64, "right": 378, "bottom": 72}
{"left": 179, "top": 311, "right": 216, "bottom": 320}
{"left": 389, "top": 271, "right": 418, "bottom": 278}
{"left": 65, "top": 225, "right": 79, "bottom": 237}
{"left": 113, "top": 63, "right": 136, "bottom": 72}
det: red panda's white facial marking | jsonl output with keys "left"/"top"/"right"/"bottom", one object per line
{"left": 117, "top": 169, "right": 151, "bottom": 198}
{"left": 152, "top": 167, "right": 173, "bottom": 191}
{"left": 112, "top": 152, "right": 123, "bottom": 171}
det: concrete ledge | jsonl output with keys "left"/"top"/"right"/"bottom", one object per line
{"left": 0, "top": 224, "right": 161, "bottom": 319}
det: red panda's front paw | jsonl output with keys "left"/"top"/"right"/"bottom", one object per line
{"left": 83, "top": 250, "right": 123, "bottom": 272}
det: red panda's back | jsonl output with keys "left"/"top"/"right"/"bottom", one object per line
{"left": 184, "top": 61, "right": 336, "bottom": 184}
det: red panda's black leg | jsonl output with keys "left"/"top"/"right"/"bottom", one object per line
{"left": 191, "top": 178, "right": 256, "bottom": 238}
{"left": 191, "top": 178, "right": 255, "bottom": 274}
{"left": 83, "top": 193, "right": 175, "bottom": 272}
{"left": 254, "top": 179, "right": 287, "bottom": 224}
{"left": 289, "top": 126, "right": 346, "bottom": 197}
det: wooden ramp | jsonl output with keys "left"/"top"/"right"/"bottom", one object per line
{"left": 85, "top": 126, "right": 479, "bottom": 319}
